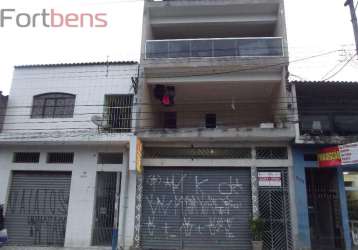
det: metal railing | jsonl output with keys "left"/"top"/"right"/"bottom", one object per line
{"left": 145, "top": 37, "right": 284, "bottom": 59}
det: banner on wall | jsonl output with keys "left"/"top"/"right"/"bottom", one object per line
{"left": 318, "top": 143, "right": 358, "bottom": 167}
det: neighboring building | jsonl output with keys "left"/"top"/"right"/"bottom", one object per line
{"left": 135, "top": 0, "right": 295, "bottom": 249}
{"left": 0, "top": 91, "right": 8, "bottom": 133}
{"left": 0, "top": 61, "right": 139, "bottom": 250}
{"left": 292, "top": 81, "right": 358, "bottom": 250}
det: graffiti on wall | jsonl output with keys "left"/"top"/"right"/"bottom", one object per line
{"left": 7, "top": 188, "right": 69, "bottom": 245}
{"left": 141, "top": 172, "right": 251, "bottom": 243}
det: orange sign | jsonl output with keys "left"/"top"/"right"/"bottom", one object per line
{"left": 318, "top": 146, "right": 342, "bottom": 167}
{"left": 136, "top": 138, "right": 143, "bottom": 174}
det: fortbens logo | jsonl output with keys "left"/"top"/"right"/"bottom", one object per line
{"left": 0, "top": 9, "right": 108, "bottom": 28}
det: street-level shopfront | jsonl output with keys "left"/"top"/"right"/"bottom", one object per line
{"left": 133, "top": 145, "right": 294, "bottom": 250}
{"left": 293, "top": 144, "right": 358, "bottom": 250}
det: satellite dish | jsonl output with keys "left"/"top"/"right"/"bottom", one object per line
{"left": 91, "top": 115, "right": 109, "bottom": 128}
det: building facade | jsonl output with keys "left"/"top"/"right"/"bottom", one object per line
{"left": 135, "top": 0, "right": 296, "bottom": 249}
{"left": 292, "top": 81, "right": 358, "bottom": 250}
{"left": 0, "top": 62, "right": 140, "bottom": 250}
{"left": 0, "top": 91, "right": 8, "bottom": 133}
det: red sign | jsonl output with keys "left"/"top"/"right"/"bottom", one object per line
{"left": 318, "top": 146, "right": 342, "bottom": 167}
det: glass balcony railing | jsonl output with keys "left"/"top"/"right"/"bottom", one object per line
{"left": 145, "top": 37, "right": 284, "bottom": 59}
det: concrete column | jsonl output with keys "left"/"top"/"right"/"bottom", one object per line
{"left": 251, "top": 166, "right": 259, "bottom": 218}
{"left": 292, "top": 147, "right": 311, "bottom": 250}
{"left": 337, "top": 169, "right": 352, "bottom": 250}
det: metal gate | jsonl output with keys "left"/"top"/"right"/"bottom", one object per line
{"left": 258, "top": 168, "right": 292, "bottom": 250}
{"left": 306, "top": 168, "right": 344, "bottom": 250}
{"left": 92, "top": 172, "right": 119, "bottom": 246}
{"left": 141, "top": 167, "right": 252, "bottom": 250}
{"left": 5, "top": 171, "right": 72, "bottom": 246}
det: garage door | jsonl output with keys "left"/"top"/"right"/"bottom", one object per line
{"left": 5, "top": 171, "right": 72, "bottom": 246}
{"left": 141, "top": 167, "right": 252, "bottom": 250}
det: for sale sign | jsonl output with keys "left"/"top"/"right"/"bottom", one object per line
{"left": 339, "top": 143, "right": 358, "bottom": 165}
{"left": 258, "top": 172, "right": 282, "bottom": 187}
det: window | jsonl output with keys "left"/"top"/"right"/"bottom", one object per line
{"left": 256, "top": 147, "right": 288, "bottom": 160}
{"left": 105, "top": 95, "right": 133, "bottom": 133}
{"left": 163, "top": 112, "right": 177, "bottom": 129}
{"left": 31, "top": 93, "right": 75, "bottom": 118}
{"left": 13, "top": 152, "right": 40, "bottom": 163}
{"left": 47, "top": 152, "right": 74, "bottom": 164}
{"left": 205, "top": 114, "right": 217, "bottom": 128}
{"left": 97, "top": 153, "right": 123, "bottom": 164}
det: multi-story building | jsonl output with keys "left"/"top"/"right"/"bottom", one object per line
{"left": 0, "top": 61, "right": 140, "bottom": 250}
{"left": 0, "top": 91, "right": 8, "bottom": 132}
{"left": 292, "top": 81, "right": 358, "bottom": 250}
{"left": 135, "top": 0, "right": 296, "bottom": 249}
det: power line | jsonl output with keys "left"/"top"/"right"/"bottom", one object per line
{"left": 322, "top": 53, "right": 357, "bottom": 81}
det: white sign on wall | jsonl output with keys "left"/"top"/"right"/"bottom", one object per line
{"left": 258, "top": 172, "right": 282, "bottom": 187}
{"left": 339, "top": 143, "right": 358, "bottom": 165}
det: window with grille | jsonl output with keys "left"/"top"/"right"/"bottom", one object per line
{"left": 144, "top": 147, "right": 252, "bottom": 159}
{"left": 47, "top": 152, "right": 74, "bottom": 164}
{"left": 104, "top": 95, "right": 133, "bottom": 133}
{"left": 97, "top": 153, "right": 123, "bottom": 164}
{"left": 13, "top": 152, "right": 40, "bottom": 163}
{"left": 31, "top": 93, "right": 76, "bottom": 118}
{"left": 256, "top": 147, "right": 288, "bottom": 159}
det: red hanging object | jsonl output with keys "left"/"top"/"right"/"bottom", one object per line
{"left": 162, "top": 95, "right": 170, "bottom": 106}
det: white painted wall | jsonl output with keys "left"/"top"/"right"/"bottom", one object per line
{"left": 3, "top": 63, "right": 138, "bottom": 134}
{"left": 0, "top": 145, "right": 137, "bottom": 250}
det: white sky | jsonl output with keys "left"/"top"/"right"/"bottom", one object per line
{"left": 0, "top": 0, "right": 357, "bottom": 95}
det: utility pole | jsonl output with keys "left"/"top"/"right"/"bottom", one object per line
{"left": 345, "top": 0, "right": 358, "bottom": 55}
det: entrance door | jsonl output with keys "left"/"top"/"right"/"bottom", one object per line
{"left": 141, "top": 167, "right": 252, "bottom": 250}
{"left": 5, "top": 171, "right": 72, "bottom": 246}
{"left": 306, "top": 168, "right": 344, "bottom": 250}
{"left": 92, "top": 172, "right": 120, "bottom": 246}
{"left": 344, "top": 171, "right": 358, "bottom": 250}
{"left": 258, "top": 168, "right": 292, "bottom": 250}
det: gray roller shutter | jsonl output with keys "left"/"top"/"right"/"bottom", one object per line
{"left": 5, "top": 171, "right": 72, "bottom": 246}
{"left": 141, "top": 167, "right": 252, "bottom": 250}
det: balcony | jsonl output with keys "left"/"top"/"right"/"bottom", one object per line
{"left": 137, "top": 83, "right": 295, "bottom": 142}
{"left": 145, "top": 37, "right": 284, "bottom": 59}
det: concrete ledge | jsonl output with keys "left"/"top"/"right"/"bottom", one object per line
{"left": 1, "top": 247, "right": 110, "bottom": 250}
{"left": 138, "top": 126, "right": 295, "bottom": 142}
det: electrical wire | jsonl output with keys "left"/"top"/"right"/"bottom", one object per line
{"left": 322, "top": 53, "right": 357, "bottom": 81}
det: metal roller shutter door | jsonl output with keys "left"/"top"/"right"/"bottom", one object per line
{"left": 5, "top": 171, "right": 72, "bottom": 246}
{"left": 141, "top": 167, "right": 252, "bottom": 250}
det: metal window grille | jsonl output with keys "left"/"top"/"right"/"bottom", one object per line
{"left": 13, "top": 152, "right": 40, "bottom": 163}
{"left": 31, "top": 93, "right": 75, "bottom": 118}
{"left": 47, "top": 152, "right": 74, "bottom": 164}
{"left": 143, "top": 147, "right": 252, "bottom": 159}
{"left": 258, "top": 168, "right": 293, "bottom": 250}
{"left": 97, "top": 153, "right": 123, "bottom": 164}
{"left": 104, "top": 95, "right": 133, "bottom": 133}
{"left": 256, "top": 147, "right": 288, "bottom": 160}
